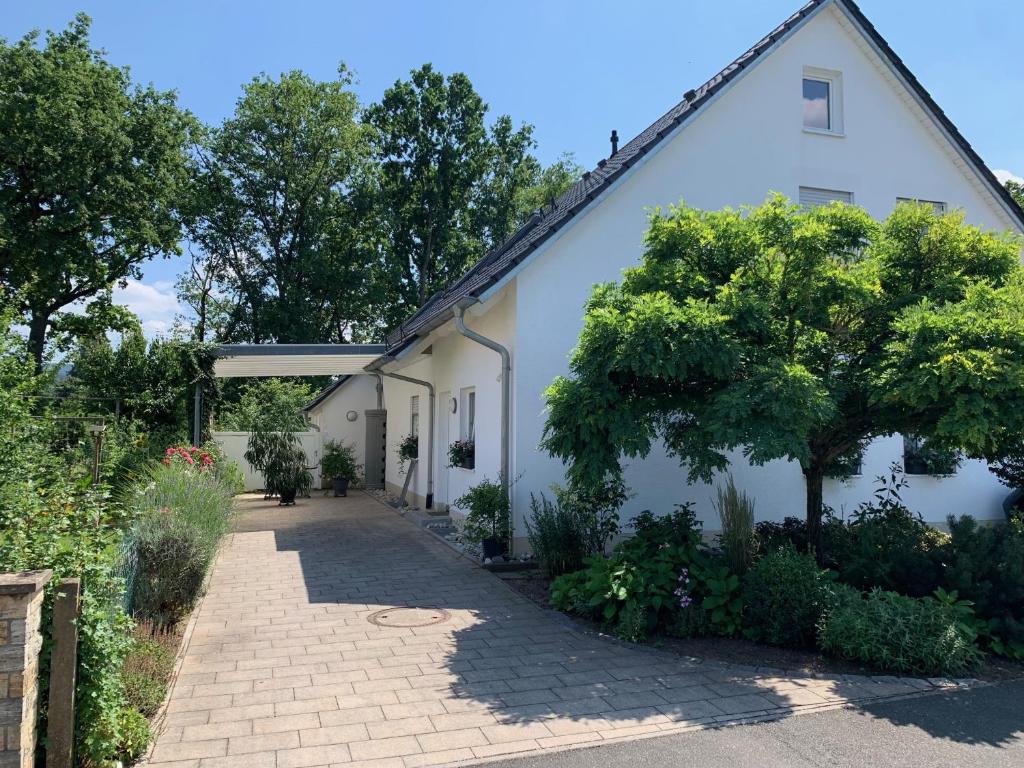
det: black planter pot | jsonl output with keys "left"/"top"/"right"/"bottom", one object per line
{"left": 333, "top": 476, "right": 350, "bottom": 497}
{"left": 459, "top": 456, "right": 475, "bottom": 470}
{"left": 279, "top": 487, "right": 297, "bottom": 506}
{"left": 481, "top": 537, "right": 507, "bottom": 560}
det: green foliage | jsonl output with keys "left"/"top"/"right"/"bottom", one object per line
{"left": 322, "top": 439, "right": 362, "bottom": 482}
{"left": 187, "top": 66, "right": 377, "bottom": 344}
{"left": 215, "top": 378, "right": 314, "bottom": 432}
{"left": 245, "top": 430, "right": 312, "bottom": 496}
{"left": 396, "top": 433, "right": 418, "bottom": 473}
{"left": 549, "top": 505, "right": 721, "bottom": 642}
{"left": 0, "top": 14, "right": 195, "bottom": 368}
{"left": 818, "top": 585, "right": 982, "bottom": 677}
{"left": 115, "top": 706, "right": 153, "bottom": 763}
{"left": 942, "top": 514, "right": 1024, "bottom": 658}
{"left": 527, "top": 476, "right": 627, "bottom": 577}
{"left": 122, "top": 636, "right": 176, "bottom": 717}
{"left": 454, "top": 478, "right": 510, "bottom": 545}
{"left": 743, "top": 548, "right": 831, "bottom": 647}
{"left": 701, "top": 566, "right": 743, "bottom": 636}
{"left": 713, "top": 476, "right": 756, "bottom": 575}
{"left": 364, "top": 64, "right": 557, "bottom": 325}
{"left": 829, "top": 473, "right": 946, "bottom": 597}
{"left": 542, "top": 196, "right": 1024, "bottom": 549}
{"left": 526, "top": 493, "right": 591, "bottom": 577}
{"left": 126, "top": 463, "right": 234, "bottom": 626}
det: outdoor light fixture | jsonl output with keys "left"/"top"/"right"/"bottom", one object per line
{"left": 346, "top": 410, "right": 358, "bottom": 422}
{"left": 449, "top": 397, "right": 457, "bottom": 414}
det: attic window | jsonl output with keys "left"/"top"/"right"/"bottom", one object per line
{"left": 803, "top": 67, "right": 843, "bottom": 135}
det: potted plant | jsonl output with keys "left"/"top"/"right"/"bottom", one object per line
{"left": 454, "top": 477, "right": 510, "bottom": 560}
{"left": 245, "top": 429, "right": 312, "bottom": 505}
{"left": 322, "top": 439, "right": 362, "bottom": 497}
{"left": 448, "top": 439, "right": 475, "bottom": 470}
{"left": 397, "top": 433, "right": 418, "bottom": 473}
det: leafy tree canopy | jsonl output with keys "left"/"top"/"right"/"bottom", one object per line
{"left": 542, "top": 195, "right": 1024, "bottom": 548}
{"left": 185, "top": 67, "right": 377, "bottom": 344}
{"left": 0, "top": 14, "right": 195, "bottom": 369}
{"left": 214, "top": 378, "right": 314, "bottom": 432}
{"left": 364, "top": 64, "right": 581, "bottom": 329}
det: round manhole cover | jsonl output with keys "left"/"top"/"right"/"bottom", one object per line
{"left": 367, "top": 607, "right": 450, "bottom": 628}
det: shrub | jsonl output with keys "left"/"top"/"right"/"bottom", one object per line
{"left": 552, "top": 475, "right": 628, "bottom": 553}
{"left": 755, "top": 516, "right": 808, "bottom": 554}
{"left": 743, "top": 547, "right": 831, "bottom": 647}
{"left": 133, "top": 521, "right": 210, "bottom": 627}
{"left": 123, "top": 634, "right": 176, "bottom": 717}
{"left": 526, "top": 493, "right": 591, "bottom": 577}
{"left": 323, "top": 439, "right": 362, "bottom": 482}
{"left": 829, "top": 473, "right": 945, "bottom": 597}
{"left": 818, "top": 586, "right": 982, "bottom": 676}
{"left": 245, "top": 429, "right": 312, "bottom": 496}
{"left": 549, "top": 505, "right": 731, "bottom": 642}
{"left": 714, "top": 476, "right": 756, "bottom": 575}
{"left": 115, "top": 705, "right": 153, "bottom": 763}
{"left": 127, "top": 463, "right": 233, "bottom": 626}
{"left": 454, "top": 477, "right": 510, "bottom": 546}
{"left": 942, "top": 514, "right": 1024, "bottom": 659}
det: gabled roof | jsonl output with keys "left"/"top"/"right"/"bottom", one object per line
{"left": 383, "top": 0, "right": 1024, "bottom": 355}
{"left": 304, "top": 376, "right": 352, "bottom": 412}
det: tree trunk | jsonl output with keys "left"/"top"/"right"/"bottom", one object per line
{"left": 803, "top": 463, "right": 826, "bottom": 561}
{"left": 27, "top": 310, "right": 49, "bottom": 374}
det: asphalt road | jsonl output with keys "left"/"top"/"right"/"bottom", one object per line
{"left": 490, "top": 680, "right": 1024, "bottom": 768}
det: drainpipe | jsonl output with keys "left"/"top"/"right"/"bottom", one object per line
{"left": 452, "top": 303, "right": 513, "bottom": 552}
{"left": 374, "top": 374, "right": 384, "bottom": 409}
{"left": 379, "top": 372, "right": 434, "bottom": 509}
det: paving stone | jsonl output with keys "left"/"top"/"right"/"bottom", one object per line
{"left": 150, "top": 494, "right": 941, "bottom": 768}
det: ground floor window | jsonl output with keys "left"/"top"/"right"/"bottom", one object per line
{"left": 903, "top": 434, "right": 960, "bottom": 476}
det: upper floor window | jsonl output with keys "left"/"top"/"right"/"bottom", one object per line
{"left": 799, "top": 186, "right": 853, "bottom": 207}
{"left": 410, "top": 395, "right": 420, "bottom": 438}
{"left": 897, "top": 197, "right": 947, "bottom": 214}
{"left": 803, "top": 67, "right": 843, "bottom": 134}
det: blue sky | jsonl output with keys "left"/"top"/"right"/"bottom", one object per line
{"left": 3, "top": 0, "right": 1022, "bottom": 335}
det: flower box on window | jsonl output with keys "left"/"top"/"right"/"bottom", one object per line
{"left": 448, "top": 439, "right": 475, "bottom": 470}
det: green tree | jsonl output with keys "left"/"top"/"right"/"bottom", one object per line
{"left": 364, "top": 64, "right": 575, "bottom": 328}
{"left": 187, "top": 68, "right": 376, "bottom": 344}
{"left": 1007, "top": 179, "right": 1024, "bottom": 210}
{"left": 214, "top": 379, "right": 314, "bottom": 432}
{"left": 0, "top": 15, "right": 194, "bottom": 370}
{"left": 542, "top": 196, "right": 1024, "bottom": 551}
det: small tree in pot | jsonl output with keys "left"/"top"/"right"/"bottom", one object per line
{"left": 454, "top": 477, "right": 510, "bottom": 560}
{"left": 245, "top": 429, "right": 312, "bottom": 505}
{"left": 322, "top": 439, "right": 362, "bottom": 497}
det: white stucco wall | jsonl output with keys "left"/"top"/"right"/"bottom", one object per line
{"left": 382, "top": 287, "right": 517, "bottom": 516}
{"left": 305, "top": 375, "right": 381, "bottom": 486}
{"left": 505, "top": 4, "right": 1021, "bottom": 535}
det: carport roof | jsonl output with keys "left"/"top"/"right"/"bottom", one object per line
{"left": 213, "top": 344, "right": 385, "bottom": 378}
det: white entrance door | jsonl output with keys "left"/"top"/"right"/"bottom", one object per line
{"left": 436, "top": 390, "right": 451, "bottom": 509}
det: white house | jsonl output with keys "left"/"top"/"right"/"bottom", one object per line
{"left": 305, "top": 0, "right": 1024, "bottom": 552}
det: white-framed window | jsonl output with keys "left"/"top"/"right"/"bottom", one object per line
{"left": 802, "top": 67, "right": 843, "bottom": 135}
{"left": 799, "top": 186, "right": 853, "bottom": 207}
{"left": 410, "top": 395, "right": 420, "bottom": 438}
{"left": 897, "top": 197, "right": 947, "bottom": 214}
{"left": 460, "top": 387, "right": 476, "bottom": 442}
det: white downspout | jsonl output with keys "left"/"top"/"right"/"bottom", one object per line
{"left": 380, "top": 371, "right": 434, "bottom": 509}
{"left": 452, "top": 303, "right": 513, "bottom": 553}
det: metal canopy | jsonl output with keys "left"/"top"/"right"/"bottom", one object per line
{"left": 213, "top": 344, "right": 386, "bottom": 378}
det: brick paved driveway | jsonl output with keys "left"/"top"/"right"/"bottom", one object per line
{"left": 148, "top": 493, "right": 952, "bottom": 768}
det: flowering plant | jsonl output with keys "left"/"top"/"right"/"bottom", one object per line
{"left": 448, "top": 439, "right": 475, "bottom": 469}
{"left": 163, "top": 445, "right": 214, "bottom": 472}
